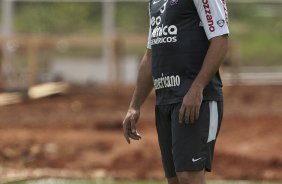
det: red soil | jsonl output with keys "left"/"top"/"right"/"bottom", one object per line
{"left": 0, "top": 85, "right": 281, "bottom": 181}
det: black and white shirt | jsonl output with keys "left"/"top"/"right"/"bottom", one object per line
{"left": 147, "top": 0, "right": 229, "bottom": 105}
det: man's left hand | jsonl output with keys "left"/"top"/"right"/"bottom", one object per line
{"left": 179, "top": 85, "right": 203, "bottom": 124}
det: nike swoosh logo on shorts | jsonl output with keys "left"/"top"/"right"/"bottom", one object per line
{"left": 192, "top": 157, "right": 202, "bottom": 162}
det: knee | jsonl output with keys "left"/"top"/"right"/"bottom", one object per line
{"left": 177, "top": 172, "right": 193, "bottom": 184}
{"left": 177, "top": 171, "right": 205, "bottom": 184}
{"left": 167, "top": 177, "right": 179, "bottom": 184}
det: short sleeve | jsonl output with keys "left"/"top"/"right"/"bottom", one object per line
{"left": 147, "top": 2, "right": 152, "bottom": 49}
{"left": 147, "top": 25, "right": 152, "bottom": 49}
{"left": 193, "top": 0, "right": 229, "bottom": 40}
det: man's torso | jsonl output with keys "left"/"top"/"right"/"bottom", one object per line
{"left": 149, "top": 0, "right": 225, "bottom": 105}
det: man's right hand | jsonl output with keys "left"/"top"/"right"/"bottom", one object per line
{"left": 122, "top": 49, "right": 152, "bottom": 144}
{"left": 122, "top": 108, "right": 141, "bottom": 144}
{"left": 123, "top": 108, "right": 141, "bottom": 144}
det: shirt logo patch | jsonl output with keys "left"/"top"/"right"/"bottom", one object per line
{"left": 217, "top": 19, "right": 225, "bottom": 27}
{"left": 170, "top": 0, "right": 178, "bottom": 6}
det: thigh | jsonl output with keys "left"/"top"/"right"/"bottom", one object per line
{"left": 155, "top": 105, "right": 176, "bottom": 178}
{"left": 171, "top": 101, "right": 223, "bottom": 172}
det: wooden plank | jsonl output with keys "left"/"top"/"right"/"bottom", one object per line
{"left": 28, "top": 82, "right": 69, "bottom": 99}
{"left": 0, "top": 92, "right": 23, "bottom": 106}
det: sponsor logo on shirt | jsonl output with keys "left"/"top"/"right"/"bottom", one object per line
{"left": 150, "top": 16, "right": 178, "bottom": 46}
{"left": 202, "top": 0, "right": 215, "bottom": 32}
{"left": 199, "top": 21, "right": 203, "bottom": 27}
{"left": 153, "top": 73, "right": 181, "bottom": 90}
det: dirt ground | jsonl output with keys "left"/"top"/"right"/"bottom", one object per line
{"left": 0, "top": 85, "right": 281, "bottom": 181}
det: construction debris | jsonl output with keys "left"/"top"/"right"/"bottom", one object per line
{"left": 0, "top": 92, "right": 23, "bottom": 106}
{"left": 0, "top": 82, "right": 69, "bottom": 106}
{"left": 28, "top": 82, "right": 69, "bottom": 100}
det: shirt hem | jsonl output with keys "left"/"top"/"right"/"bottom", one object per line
{"left": 156, "top": 95, "right": 223, "bottom": 106}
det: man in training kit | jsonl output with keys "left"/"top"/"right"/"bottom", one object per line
{"left": 123, "top": 0, "right": 229, "bottom": 183}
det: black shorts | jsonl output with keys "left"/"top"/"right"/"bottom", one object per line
{"left": 155, "top": 101, "right": 223, "bottom": 178}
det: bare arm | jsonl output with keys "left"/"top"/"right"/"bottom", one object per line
{"left": 129, "top": 49, "right": 153, "bottom": 110}
{"left": 123, "top": 49, "right": 153, "bottom": 143}
{"left": 179, "top": 35, "right": 229, "bottom": 123}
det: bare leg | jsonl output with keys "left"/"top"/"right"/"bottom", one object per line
{"left": 167, "top": 176, "right": 179, "bottom": 184}
{"left": 176, "top": 170, "right": 206, "bottom": 184}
